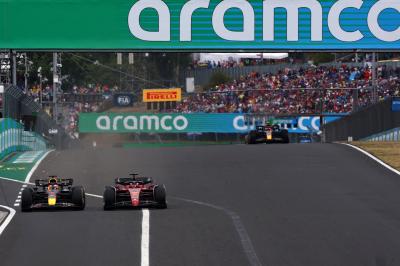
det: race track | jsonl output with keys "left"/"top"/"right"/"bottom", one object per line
{"left": 1, "top": 143, "right": 400, "bottom": 266}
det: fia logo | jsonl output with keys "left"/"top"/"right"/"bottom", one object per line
{"left": 118, "top": 96, "right": 131, "bottom": 106}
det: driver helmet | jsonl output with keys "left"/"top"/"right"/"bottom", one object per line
{"left": 49, "top": 178, "right": 57, "bottom": 185}
{"left": 48, "top": 178, "right": 58, "bottom": 190}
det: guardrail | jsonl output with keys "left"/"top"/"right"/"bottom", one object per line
{"left": 362, "top": 127, "right": 400, "bottom": 142}
{"left": 0, "top": 118, "right": 47, "bottom": 160}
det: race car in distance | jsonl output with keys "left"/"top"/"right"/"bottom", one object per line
{"left": 103, "top": 174, "right": 167, "bottom": 210}
{"left": 21, "top": 176, "right": 86, "bottom": 212}
{"left": 245, "top": 124, "right": 289, "bottom": 144}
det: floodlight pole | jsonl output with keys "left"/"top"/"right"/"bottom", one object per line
{"left": 52, "top": 52, "right": 62, "bottom": 122}
{"left": 12, "top": 50, "right": 16, "bottom": 86}
{"left": 24, "top": 53, "right": 28, "bottom": 93}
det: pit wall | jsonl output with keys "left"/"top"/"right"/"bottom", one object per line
{"left": 0, "top": 118, "right": 47, "bottom": 160}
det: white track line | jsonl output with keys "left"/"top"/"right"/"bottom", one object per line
{"left": 25, "top": 150, "right": 53, "bottom": 183}
{"left": 141, "top": 209, "right": 150, "bottom": 266}
{"left": 0, "top": 150, "right": 53, "bottom": 234}
{"left": 85, "top": 193, "right": 149, "bottom": 266}
{"left": 0, "top": 176, "right": 33, "bottom": 185}
{"left": 0, "top": 205, "right": 16, "bottom": 236}
{"left": 85, "top": 193, "right": 103, "bottom": 199}
{"left": 172, "top": 196, "right": 262, "bottom": 266}
{"left": 342, "top": 143, "right": 400, "bottom": 176}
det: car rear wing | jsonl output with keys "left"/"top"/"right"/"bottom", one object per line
{"left": 115, "top": 176, "right": 152, "bottom": 185}
{"left": 34, "top": 178, "right": 74, "bottom": 187}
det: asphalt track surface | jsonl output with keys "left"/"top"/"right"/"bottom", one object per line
{"left": 1, "top": 143, "right": 400, "bottom": 266}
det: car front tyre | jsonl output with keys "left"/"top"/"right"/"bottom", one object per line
{"left": 103, "top": 186, "right": 116, "bottom": 210}
{"left": 154, "top": 185, "right": 167, "bottom": 209}
{"left": 21, "top": 188, "right": 33, "bottom": 212}
{"left": 72, "top": 186, "right": 86, "bottom": 210}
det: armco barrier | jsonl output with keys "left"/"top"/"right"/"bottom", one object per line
{"left": 362, "top": 127, "right": 400, "bottom": 142}
{"left": 0, "top": 118, "right": 47, "bottom": 160}
{"left": 323, "top": 98, "right": 400, "bottom": 142}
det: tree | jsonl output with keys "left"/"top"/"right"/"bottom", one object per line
{"left": 207, "top": 71, "right": 232, "bottom": 90}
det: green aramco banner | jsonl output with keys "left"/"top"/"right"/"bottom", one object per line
{"left": 79, "top": 113, "right": 252, "bottom": 133}
{"left": 1, "top": 0, "right": 400, "bottom": 49}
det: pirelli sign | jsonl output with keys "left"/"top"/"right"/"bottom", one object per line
{"left": 143, "top": 88, "right": 182, "bottom": 103}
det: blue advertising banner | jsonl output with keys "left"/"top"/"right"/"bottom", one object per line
{"left": 392, "top": 97, "right": 400, "bottom": 112}
{"left": 273, "top": 116, "right": 342, "bottom": 133}
{"left": 79, "top": 113, "right": 344, "bottom": 133}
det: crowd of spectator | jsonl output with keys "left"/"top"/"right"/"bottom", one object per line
{"left": 20, "top": 64, "right": 400, "bottom": 133}
{"left": 174, "top": 65, "right": 400, "bottom": 114}
{"left": 25, "top": 83, "right": 112, "bottom": 136}
{"left": 61, "top": 102, "right": 99, "bottom": 136}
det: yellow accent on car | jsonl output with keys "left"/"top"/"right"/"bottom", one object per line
{"left": 48, "top": 197, "right": 56, "bottom": 206}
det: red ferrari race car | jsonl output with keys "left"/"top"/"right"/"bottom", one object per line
{"left": 103, "top": 174, "right": 167, "bottom": 210}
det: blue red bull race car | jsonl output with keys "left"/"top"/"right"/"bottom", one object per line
{"left": 245, "top": 124, "right": 289, "bottom": 144}
{"left": 21, "top": 176, "right": 86, "bottom": 211}
{"left": 103, "top": 174, "right": 167, "bottom": 210}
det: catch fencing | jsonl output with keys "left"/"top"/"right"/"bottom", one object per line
{"left": 3, "top": 85, "right": 72, "bottom": 149}
{"left": 0, "top": 118, "right": 47, "bottom": 160}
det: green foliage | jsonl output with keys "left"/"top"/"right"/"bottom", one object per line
{"left": 24, "top": 52, "right": 191, "bottom": 91}
{"left": 207, "top": 71, "right": 232, "bottom": 90}
{"left": 306, "top": 53, "right": 335, "bottom": 64}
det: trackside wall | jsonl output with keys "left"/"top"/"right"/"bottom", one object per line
{"left": 323, "top": 98, "right": 400, "bottom": 142}
{"left": 0, "top": 118, "right": 47, "bottom": 160}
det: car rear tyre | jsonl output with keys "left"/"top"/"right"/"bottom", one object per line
{"left": 103, "top": 186, "right": 116, "bottom": 210}
{"left": 246, "top": 132, "right": 256, "bottom": 144}
{"left": 21, "top": 188, "right": 33, "bottom": 212}
{"left": 154, "top": 185, "right": 167, "bottom": 209}
{"left": 281, "top": 130, "right": 289, "bottom": 144}
{"left": 72, "top": 186, "right": 86, "bottom": 210}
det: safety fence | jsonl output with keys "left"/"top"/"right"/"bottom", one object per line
{"left": 0, "top": 118, "right": 47, "bottom": 160}
{"left": 361, "top": 127, "right": 400, "bottom": 142}
{"left": 3, "top": 85, "right": 73, "bottom": 149}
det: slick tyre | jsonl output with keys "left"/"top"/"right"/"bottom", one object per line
{"left": 281, "top": 130, "right": 289, "bottom": 144}
{"left": 246, "top": 132, "right": 256, "bottom": 144}
{"left": 21, "top": 188, "right": 33, "bottom": 212}
{"left": 103, "top": 186, "right": 116, "bottom": 210}
{"left": 72, "top": 186, "right": 86, "bottom": 210}
{"left": 154, "top": 185, "right": 167, "bottom": 209}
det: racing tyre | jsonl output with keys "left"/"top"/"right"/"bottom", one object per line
{"left": 246, "top": 132, "right": 256, "bottom": 144}
{"left": 103, "top": 186, "right": 116, "bottom": 210}
{"left": 154, "top": 185, "right": 167, "bottom": 209}
{"left": 21, "top": 188, "right": 33, "bottom": 212}
{"left": 72, "top": 186, "right": 86, "bottom": 210}
{"left": 281, "top": 130, "right": 289, "bottom": 144}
